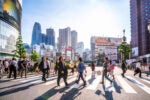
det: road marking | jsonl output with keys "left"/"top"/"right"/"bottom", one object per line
{"left": 44, "top": 75, "right": 76, "bottom": 86}
{"left": 12, "top": 75, "right": 42, "bottom": 82}
{"left": 70, "top": 75, "right": 91, "bottom": 89}
{"left": 116, "top": 76, "right": 137, "bottom": 93}
{"left": 104, "top": 79, "right": 115, "bottom": 91}
{"left": 86, "top": 75, "right": 101, "bottom": 90}
{"left": 60, "top": 77, "right": 76, "bottom": 86}
{"left": 20, "top": 77, "right": 41, "bottom": 83}
{"left": 135, "top": 76, "right": 150, "bottom": 84}
{"left": 126, "top": 76, "right": 150, "bottom": 94}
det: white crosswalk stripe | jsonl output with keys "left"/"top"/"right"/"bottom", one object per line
{"left": 135, "top": 76, "right": 150, "bottom": 84}
{"left": 104, "top": 79, "right": 115, "bottom": 92}
{"left": 70, "top": 75, "right": 91, "bottom": 89}
{"left": 126, "top": 76, "right": 150, "bottom": 94}
{"left": 86, "top": 75, "right": 101, "bottom": 90}
{"left": 2, "top": 73, "right": 150, "bottom": 96}
{"left": 116, "top": 76, "right": 137, "bottom": 93}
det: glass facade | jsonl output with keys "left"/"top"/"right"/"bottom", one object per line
{"left": 0, "top": 20, "right": 19, "bottom": 54}
{"left": 0, "top": 0, "right": 21, "bottom": 58}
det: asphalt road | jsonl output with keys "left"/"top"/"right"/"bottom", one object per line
{"left": 0, "top": 66, "right": 150, "bottom": 100}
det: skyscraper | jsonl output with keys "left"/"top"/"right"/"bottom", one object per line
{"left": 71, "top": 30, "right": 77, "bottom": 52}
{"left": 42, "top": 33, "right": 46, "bottom": 44}
{"left": 46, "top": 28, "right": 55, "bottom": 47}
{"left": 76, "top": 42, "right": 84, "bottom": 58}
{"left": 130, "top": 0, "right": 150, "bottom": 56}
{"left": 31, "top": 22, "right": 42, "bottom": 46}
{"left": 58, "top": 27, "right": 71, "bottom": 51}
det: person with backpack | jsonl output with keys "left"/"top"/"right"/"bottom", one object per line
{"left": 8, "top": 58, "right": 17, "bottom": 79}
{"left": 75, "top": 57, "right": 87, "bottom": 86}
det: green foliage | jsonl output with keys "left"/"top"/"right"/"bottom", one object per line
{"left": 12, "top": 34, "right": 26, "bottom": 58}
{"left": 97, "top": 53, "right": 105, "bottom": 65}
{"left": 118, "top": 41, "right": 131, "bottom": 61}
{"left": 30, "top": 51, "right": 40, "bottom": 61}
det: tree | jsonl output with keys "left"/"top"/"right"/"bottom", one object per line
{"left": 12, "top": 34, "right": 26, "bottom": 58}
{"left": 30, "top": 50, "right": 40, "bottom": 61}
{"left": 97, "top": 53, "right": 105, "bottom": 66}
{"left": 118, "top": 30, "right": 131, "bottom": 61}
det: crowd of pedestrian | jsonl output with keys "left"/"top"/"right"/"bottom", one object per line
{"left": 0, "top": 57, "right": 55, "bottom": 79}
{"left": 1, "top": 55, "right": 150, "bottom": 89}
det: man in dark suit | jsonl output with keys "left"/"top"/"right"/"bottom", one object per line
{"left": 39, "top": 57, "right": 49, "bottom": 82}
{"left": 57, "top": 56, "right": 68, "bottom": 87}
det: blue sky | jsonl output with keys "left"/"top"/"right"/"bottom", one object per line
{"left": 22, "top": 0, "right": 130, "bottom": 49}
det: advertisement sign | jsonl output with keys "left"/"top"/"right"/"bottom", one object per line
{"left": 2, "top": 0, "right": 21, "bottom": 23}
{"left": 132, "top": 47, "right": 138, "bottom": 57}
{"left": 93, "top": 37, "right": 122, "bottom": 46}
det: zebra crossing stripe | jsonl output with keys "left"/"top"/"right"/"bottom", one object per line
{"left": 70, "top": 75, "right": 91, "bottom": 89}
{"left": 136, "top": 76, "right": 150, "bottom": 84}
{"left": 116, "top": 76, "right": 137, "bottom": 93}
{"left": 86, "top": 75, "right": 101, "bottom": 90}
{"left": 60, "top": 77, "right": 76, "bottom": 86}
{"left": 20, "top": 76, "right": 41, "bottom": 83}
{"left": 126, "top": 76, "right": 150, "bottom": 94}
{"left": 104, "top": 79, "right": 115, "bottom": 91}
{"left": 12, "top": 75, "right": 42, "bottom": 82}
{"left": 44, "top": 75, "right": 76, "bottom": 86}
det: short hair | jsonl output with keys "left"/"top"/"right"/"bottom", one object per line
{"left": 59, "top": 56, "right": 62, "bottom": 61}
{"left": 105, "top": 57, "right": 108, "bottom": 61}
{"left": 78, "top": 57, "right": 82, "bottom": 62}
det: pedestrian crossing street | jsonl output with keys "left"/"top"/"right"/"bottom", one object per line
{"left": 1, "top": 73, "right": 150, "bottom": 95}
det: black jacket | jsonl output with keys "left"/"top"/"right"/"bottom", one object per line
{"left": 39, "top": 61, "right": 49, "bottom": 70}
{"left": 121, "top": 62, "right": 126, "bottom": 69}
{"left": 57, "top": 61, "right": 68, "bottom": 75}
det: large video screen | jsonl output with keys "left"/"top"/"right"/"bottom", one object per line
{"left": 2, "top": 0, "right": 21, "bottom": 23}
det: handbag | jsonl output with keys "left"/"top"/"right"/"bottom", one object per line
{"left": 97, "top": 70, "right": 101, "bottom": 75}
{"left": 108, "top": 65, "right": 114, "bottom": 70}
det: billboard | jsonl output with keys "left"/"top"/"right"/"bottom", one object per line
{"left": 132, "top": 47, "right": 138, "bottom": 57}
{"left": 92, "top": 37, "right": 122, "bottom": 46}
{"left": 3, "top": 0, "right": 21, "bottom": 22}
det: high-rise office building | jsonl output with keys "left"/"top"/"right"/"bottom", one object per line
{"left": 130, "top": 0, "right": 150, "bottom": 56}
{"left": 42, "top": 33, "right": 46, "bottom": 44}
{"left": 46, "top": 28, "right": 55, "bottom": 47}
{"left": 71, "top": 30, "right": 77, "bottom": 51}
{"left": 58, "top": 27, "right": 71, "bottom": 51}
{"left": 0, "top": 0, "right": 22, "bottom": 58}
{"left": 76, "top": 42, "right": 84, "bottom": 58}
{"left": 31, "top": 22, "right": 42, "bottom": 46}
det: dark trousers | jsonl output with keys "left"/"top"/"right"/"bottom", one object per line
{"left": 122, "top": 68, "right": 126, "bottom": 77}
{"left": 8, "top": 66, "right": 16, "bottom": 79}
{"left": 76, "top": 72, "right": 86, "bottom": 85}
{"left": 46, "top": 68, "right": 49, "bottom": 78}
{"left": 42, "top": 69, "right": 47, "bottom": 81}
{"left": 102, "top": 70, "right": 112, "bottom": 83}
{"left": 20, "top": 68, "right": 27, "bottom": 78}
{"left": 57, "top": 73, "right": 68, "bottom": 86}
{"left": 134, "top": 68, "right": 141, "bottom": 77}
